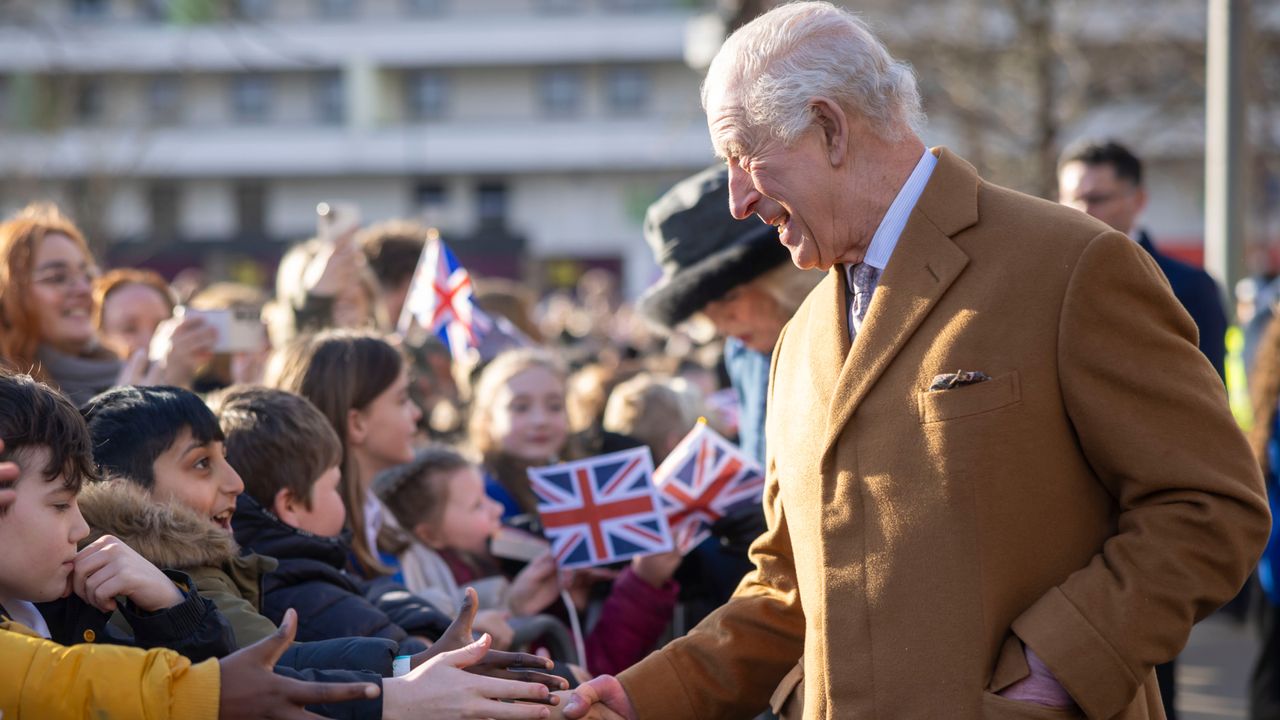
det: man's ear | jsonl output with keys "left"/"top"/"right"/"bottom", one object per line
{"left": 273, "top": 487, "right": 301, "bottom": 526}
{"left": 810, "top": 97, "right": 849, "bottom": 167}
{"left": 347, "top": 408, "right": 367, "bottom": 447}
{"left": 413, "top": 520, "right": 446, "bottom": 550}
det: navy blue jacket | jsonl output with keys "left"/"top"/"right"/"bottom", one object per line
{"left": 1139, "top": 231, "right": 1228, "bottom": 380}
{"left": 232, "top": 494, "right": 431, "bottom": 654}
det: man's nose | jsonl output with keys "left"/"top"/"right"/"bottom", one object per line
{"left": 726, "top": 161, "right": 759, "bottom": 221}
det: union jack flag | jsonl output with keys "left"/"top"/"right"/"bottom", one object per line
{"left": 654, "top": 419, "right": 766, "bottom": 553}
{"left": 397, "top": 236, "right": 494, "bottom": 363}
{"left": 528, "top": 447, "right": 674, "bottom": 570}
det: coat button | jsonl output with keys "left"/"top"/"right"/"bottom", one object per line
{"left": 82, "top": 629, "right": 96, "bottom": 642}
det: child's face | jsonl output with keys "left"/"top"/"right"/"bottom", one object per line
{"left": 433, "top": 466, "right": 503, "bottom": 555}
{"left": 489, "top": 366, "right": 568, "bottom": 463}
{"left": 292, "top": 466, "right": 346, "bottom": 538}
{"left": 351, "top": 367, "right": 422, "bottom": 476}
{"left": 151, "top": 428, "right": 244, "bottom": 532}
{"left": 0, "top": 448, "right": 90, "bottom": 603}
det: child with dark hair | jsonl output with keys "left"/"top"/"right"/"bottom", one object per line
{"left": 0, "top": 371, "right": 233, "bottom": 663}
{"left": 215, "top": 385, "right": 428, "bottom": 653}
{"left": 80, "top": 383, "right": 571, "bottom": 720}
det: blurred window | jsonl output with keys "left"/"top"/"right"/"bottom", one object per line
{"left": 604, "top": 67, "right": 649, "bottom": 115}
{"left": 70, "top": 0, "right": 109, "bottom": 18}
{"left": 415, "top": 181, "right": 448, "bottom": 209}
{"left": 148, "top": 181, "right": 181, "bottom": 243}
{"left": 539, "top": 69, "right": 583, "bottom": 117}
{"left": 405, "top": 0, "right": 448, "bottom": 16}
{"left": 75, "top": 77, "right": 105, "bottom": 124}
{"left": 534, "top": 0, "right": 581, "bottom": 14}
{"left": 315, "top": 0, "right": 354, "bottom": 18}
{"left": 148, "top": 76, "right": 182, "bottom": 126}
{"left": 0, "top": 77, "right": 8, "bottom": 128}
{"left": 232, "top": 0, "right": 270, "bottom": 20}
{"left": 477, "top": 182, "right": 508, "bottom": 227}
{"left": 315, "top": 72, "right": 344, "bottom": 125}
{"left": 407, "top": 71, "right": 449, "bottom": 121}
{"left": 235, "top": 181, "right": 268, "bottom": 240}
{"left": 231, "top": 74, "right": 272, "bottom": 124}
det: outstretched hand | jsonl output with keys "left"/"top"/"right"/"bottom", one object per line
{"left": 218, "top": 608, "right": 380, "bottom": 720}
{"left": 412, "top": 587, "right": 569, "bottom": 691}
{"left": 558, "top": 675, "right": 637, "bottom": 720}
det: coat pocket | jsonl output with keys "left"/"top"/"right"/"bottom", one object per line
{"left": 918, "top": 370, "right": 1020, "bottom": 424}
{"left": 981, "top": 692, "right": 1085, "bottom": 720}
{"left": 769, "top": 662, "right": 805, "bottom": 719}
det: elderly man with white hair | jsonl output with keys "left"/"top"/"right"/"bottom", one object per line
{"left": 559, "top": 3, "right": 1268, "bottom": 720}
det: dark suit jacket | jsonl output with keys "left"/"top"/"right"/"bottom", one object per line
{"left": 1138, "top": 231, "right": 1228, "bottom": 380}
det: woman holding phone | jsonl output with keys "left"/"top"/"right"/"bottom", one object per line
{"left": 0, "top": 203, "right": 216, "bottom": 402}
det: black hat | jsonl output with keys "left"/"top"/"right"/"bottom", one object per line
{"left": 639, "top": 165, "right": 791, "bottom": 328}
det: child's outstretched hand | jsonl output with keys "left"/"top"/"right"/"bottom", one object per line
{"left": 510, "top": 552, "right": 561, "bottom": 616}
{"left": 385, "top": 634, "right": 557, "bottom": 720}
{"left": 411, "top": 587, "right": 568, "bottom": 692}
{"left": 72, "top": 534, "right": 183, "bottom": 613}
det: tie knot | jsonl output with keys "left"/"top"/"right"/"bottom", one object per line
{"left": 851, "top": 263, "right": 877, "bottom": 295}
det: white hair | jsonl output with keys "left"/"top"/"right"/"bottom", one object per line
{"left": 703, "top": 1, "right": 925, "bottom": 146}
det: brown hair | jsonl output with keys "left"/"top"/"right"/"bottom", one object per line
{"left": 602, "top": 373, "right": 700, "bottom": 463}
{"left": 0, "top": 203, "right": 96, "bottom": 377}
{"left": 373, "top": 445, "right": 472, "bottom": 537}
{"left": 264, "top": 329, "right": 405, "bottom": 576}
{"left": 215, "top": 386, "right": 343, "bottom": 512}
{"left": 0, "top": 370, "right": 96, "bottom": 515}
{"left": 357, "top": 220, "right": 430, "bottom": 291}
{"left": 93, "top": 268, "right": 177, "bottom": 331}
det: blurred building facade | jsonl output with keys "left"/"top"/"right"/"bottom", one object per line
{"left": 0, "top": 0, "right": 715, "bottom": 296}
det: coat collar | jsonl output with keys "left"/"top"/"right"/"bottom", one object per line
{"left": 807, "top": 148, "right": 979, "bottom": 455}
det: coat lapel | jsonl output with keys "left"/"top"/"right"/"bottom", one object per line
{"left": 819, "top": 149, "right": 981, "bottom": 455}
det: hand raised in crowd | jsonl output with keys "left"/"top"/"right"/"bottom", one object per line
{"left": 72, "top": 534, "right": 184, "bottom": 613}
{"left": 563, "top": 566, "right": 620, "bottom": 612}
{"left": 409, "top": 587, "right": 568, "bottom": 692}
{"left": 303, "top": 226, "right": 364, "bottom": 298}
{"left": 555, "top": 675, "right": 636, "bottom": 720}
{"left": 149, "top": 314, "right": 219, "bottom": 387}
{"left": 509, "top": 552, "right": 561, "bottom": 617}
{"left": 219, "top": 607, "right": 381, "bottom": 720}
{"left": 474, "top": 608, "right": 516, "bottom": 651}
{"left": 630, "top": 549, "right": 682, "bottom": 590}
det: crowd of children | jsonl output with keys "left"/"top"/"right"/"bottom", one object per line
{"left": 0, "top": 201, "right": 752, "bottom": 718}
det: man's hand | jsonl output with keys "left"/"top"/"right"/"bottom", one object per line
{"left": 303, "top": 228, "right": 363, "bottom": 298}
{"left": 559, "top": 675, "right": 637, "bottom": 720}
{"left": 149, "top": 315, "right": 218, "bottom": 388}
{"left": 384, "top": 634, "right": 558, "bottom": 720}
{"left": 411, "top": 587, "right": 569, "bottom": 691}
{"left": 73, "top": 535, "right": 184, "bottom": 613}
{"left": 630, "top": 550, "right": 681, "bottom": 589}
{"left": 219, "top": 608, "right": 380, "bottom": 720}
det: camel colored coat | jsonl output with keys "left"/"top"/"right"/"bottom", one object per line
{"left": 618, "top": 150, "right": 1270, "bottom": 720}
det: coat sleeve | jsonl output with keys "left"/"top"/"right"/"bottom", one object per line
{"left": 618, "top": 321, "right": 806, "bottom": 720}
{"left": 271, "top": 665, "right": 384, "bottom": 720}
{"left": 194, "top": 571, "right": 280, "bottom": 649}
{"left": 362, "top": 576, "right": 453, "bottom": 640}
{"left": 116, "top": 570, "right": 236, "bottom": 661}
{"left": 1012, "top": 230, "right": 1270, "bottom": 719}
{"left": 1, "top": 628, "right": 220, "bottom": 720}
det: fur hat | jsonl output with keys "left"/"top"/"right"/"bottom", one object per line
{"left": 639, "top": 165, "right": 791, "bottom": 328}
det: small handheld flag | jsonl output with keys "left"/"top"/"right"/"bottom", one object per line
{"left": 654, "top": 418, "right": 766, "bottom": 553}
{"left": 397, "top": 235, "right": 528, "bottom": 363}
{"left": 528, "top": 447, "right": 674, "bottom": 570}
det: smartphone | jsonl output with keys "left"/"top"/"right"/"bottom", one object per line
{"left": 184, "top": 308, "right": 264, "bottom": 354}
{"left": 316, "top": 201, "right": 362, "bottom": 245}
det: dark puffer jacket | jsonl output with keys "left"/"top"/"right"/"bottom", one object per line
{"left": 232, "top": 494, "right": 429, "bottom": 654}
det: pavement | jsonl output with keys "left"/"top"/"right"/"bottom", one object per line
{"left": 1179, "top": 613, "right": 1259, "bottom": 720}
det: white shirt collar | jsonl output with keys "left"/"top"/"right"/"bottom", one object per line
{"left": 0, "top": 596, "right": 51, "bottom": 638}
{"left": 845, "top": 148, "right": 938, "bottom": 287}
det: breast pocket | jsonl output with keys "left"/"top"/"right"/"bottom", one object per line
{"left": 917, "top": 371, "right": 1021, "bottom": 424}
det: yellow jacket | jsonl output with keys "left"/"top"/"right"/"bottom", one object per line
{"left": 1, "top": 619, "right": 220, "bottom": 719}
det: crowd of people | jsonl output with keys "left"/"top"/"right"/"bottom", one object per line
{"left": 3, "top": 2, "right": 1280, "bottom": 719}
